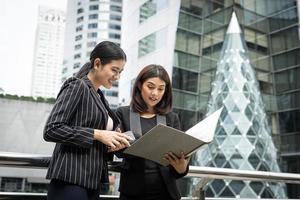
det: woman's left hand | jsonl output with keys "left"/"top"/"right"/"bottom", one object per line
{"left": 164, "top": 152, "right": 189, "bottom": 174}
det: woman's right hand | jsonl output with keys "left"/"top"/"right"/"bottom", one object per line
{"left": 94, "top": 130, "right": 130, "bottom": 150}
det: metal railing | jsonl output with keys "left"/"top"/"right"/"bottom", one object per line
{"left": 1, "top": 151, "right": 300, "bottom": 200}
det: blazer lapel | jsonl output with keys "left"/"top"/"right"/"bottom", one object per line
{"left": 129, "top": 108, "right": 167, "bottom": 139}
{"left": 82, "top": 76, "right": 108, "bottom": 124}
{"left": 129, "top": 108, "right": 142, "bottom": 139}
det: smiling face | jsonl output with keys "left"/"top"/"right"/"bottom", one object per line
{"left": 93, "top": 58, "right": 125, "bottom": 89}
{"left": 141, "top": 77, "right": 166, "bottom": 112}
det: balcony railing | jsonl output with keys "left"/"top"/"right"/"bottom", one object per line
{"left": 1, "top": 151, "right": 300, "bottom": 200}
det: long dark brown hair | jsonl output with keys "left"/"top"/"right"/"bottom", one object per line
{"left": 131, "top": 64, "right": 172, "bottom": 114}
{"left": 76, "top": 41, "right": 126, "bottom": 78}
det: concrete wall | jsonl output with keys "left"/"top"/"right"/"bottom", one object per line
{"left": 0, "top": 98, "right": 55, "bottom": 180}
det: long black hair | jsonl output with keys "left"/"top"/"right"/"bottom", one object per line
{"left": 76, "top": 41, "right": 126, "bottom": 78}
{"left": 131, "top": 64, "right": 172, "bottom": 114}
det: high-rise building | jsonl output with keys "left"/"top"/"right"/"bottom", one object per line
{"left": 31, "top": 6, "right": 65, "bottom": 98}
{"left": 62, "top": 0, "right": 123, "bottom": 109}
{"left": 119, "top": 0, "right": 300, "bottom": 198}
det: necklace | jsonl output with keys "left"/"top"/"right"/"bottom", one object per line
{"left": 140, "top": 113, "right": 156, "bottom": 118}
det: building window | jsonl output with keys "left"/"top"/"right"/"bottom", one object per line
{"left": 77, "top": 8, "right": 84, "bottom": 14}
{"left": 270, "top": 26, "right": 300, "bottom": 54}
{"left": 138, "top": 33, "right": 156, "bottom": 58}
{"left": 109, "top": 24, "right": 121, "bottom": 30}
{"left": 273, "top": 49, "right": 300, "bottom": 70}
{"left": 74, "top": 53, "right": 81, "bottom": 59}
{"left": 275, "top": 67, "right": 300, "bottom": 93}
{"left": 87, "top": 32, "right": 97, "bottom": 38}
{"left": 74, "top": 44, "right": 82, "bottom": 50}
{"left": 76, "top": 25, "right": 83, "bottom": 32}
{"left": 62, "top": 67, "right": 68, "bottom": 74}
{"left": 180, "top": 0, "right": 203, "bottom": 15}
{"left": 173, "top": 108, "right": 197, "bottom": 131}
{"left": 89, "top": 5, "right": 99, "bottom": 11}
{"left": 139, "top": 0, "right": 168, "bottom": 23}
{"left": 173, "top": 90, "right": 197, "bottom": 110}
{"left": 173, "top": 51, "right": 200, "bottom": 71}
{"left": 106, "top": 91, "right": 118, "bottom": 97}
{"left": 175, "top": 30, "right": 201, "bottom": 55}
{"left": 77, "top": 16, "right": 84, "bottom": 23}
{"left": 88, "top": 23, "right": 98, "bottom": 29}
{"left": 112, "top": 81, "right": 119, "bottom": 87}
{"left": 0, "top": 177, "right": 23, "bottom": 192}
{"left": 89, "top": 14, "right": 98, "bottom": 19}
{"left": 172, "top": 67, "right": 198, "bottom": 93}
{"left": 110, "top": 5, "right": 122, "bottom": 12}
{"left": 138, "top": 28, "right": 166, "bottom": 58}
{"left": 109, "top": 33, "right": 120, "bottom": 39}
{"left": 110, "top": 14, "right": 121, "bottom": 21}
{"left": 279, "top": 109, "right": 300, "bottom": 133}
{"left": 87, "top": 41, "right": 97, "bottom": 48}
{"left": 277, "top": 90, "right": 300, "bottom": 110}
{"left": 75, "top": 35, "right": 82, "bottom": 41}
{"left": 73, "top": 62, "right": 81, "bottom": 69}
{"left": 269, "top": 8, "right": 298, "bottom": 32}
{"left": 178, "top": 12, "right": 202, "bottom": 33}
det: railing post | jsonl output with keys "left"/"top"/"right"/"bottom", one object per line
{"left": 21, "top": 178, "right": 26, "bottom": 192}
{"left": 197, "top": 178, "right": 210, "bottom": 200}
{"left": 199, "top": 188, "right": 205, "bottom": 200}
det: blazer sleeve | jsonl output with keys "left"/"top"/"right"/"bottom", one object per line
{"left": 168, "top": 112, "right": 189, "bottom": 178}
{"left": 43, "top": 78, "right": 94, "bottom": 148}
{"left": 115, "top": 107, "right": 125, "bottom": 132}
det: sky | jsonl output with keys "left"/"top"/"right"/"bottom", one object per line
{"left": 0, "top": 0, "right": 67, "bottom": 96}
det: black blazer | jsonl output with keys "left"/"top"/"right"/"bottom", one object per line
{"left": 43, "top": 76, "right": 119, "bottom": 190}
{"left": 115, "top": 106, "right": 189, "bottom": 200}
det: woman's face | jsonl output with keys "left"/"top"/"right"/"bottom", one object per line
{"left": 141, "top": 77, "right": 166, "bottom": 111}
{"left": 94, "top": 58, "right": 125, "bottom": 89}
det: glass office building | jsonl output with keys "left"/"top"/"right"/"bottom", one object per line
{"left": 172, "top": 0, "right": 300, "bottom": 198}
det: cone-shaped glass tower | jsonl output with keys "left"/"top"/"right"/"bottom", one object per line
{"left": 192, "top": 12, "right": 286, "bottom": 198}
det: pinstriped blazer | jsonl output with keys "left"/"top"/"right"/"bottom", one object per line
{"left": 43, "top": 75, "right": 119, "bottom": 190}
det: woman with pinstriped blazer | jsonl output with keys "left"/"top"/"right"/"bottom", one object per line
{"left": 116, "top": 65, "right": 189, "bottom": 200}
{"left": 43, "top": 41, "right": 130, "bottom": 200}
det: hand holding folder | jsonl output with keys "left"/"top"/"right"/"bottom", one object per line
{"left": 123, "top": 107, "right": 223, "bottom": 166}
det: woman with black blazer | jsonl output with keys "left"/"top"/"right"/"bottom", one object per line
{"left": 43, "top": 41, "right": 130, "bottom": 200}
{"left": 116, "top": 64, "right": 189, "bottom": 200}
